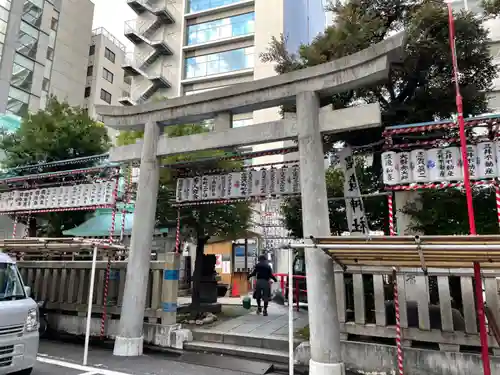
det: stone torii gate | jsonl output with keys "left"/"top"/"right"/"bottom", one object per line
{"left": 96, "top": 33, "right": 405, "bottom": 375}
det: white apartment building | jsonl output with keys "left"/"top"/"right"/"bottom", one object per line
{"left": 0, "top": 0, "right": 94, "bottom": 116}
{"left": 84, "top": 27, "right": 132, "bottom": 142}
{"left": 0, "top": 0, "right": 94, "bottom": 239}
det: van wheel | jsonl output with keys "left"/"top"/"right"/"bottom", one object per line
{"left": 17, "top": 368, "right": 33, "bottom": 375}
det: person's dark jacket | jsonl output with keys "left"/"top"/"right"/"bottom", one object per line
{"left": 248, "top": 261, "right": 277, "bottom": 282}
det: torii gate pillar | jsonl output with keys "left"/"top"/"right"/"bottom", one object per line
{"left": 297, "top": 92, "right": 343, "bottom": 374}
{"left": 113, "top": 120, "right": 161, "bottom": 356}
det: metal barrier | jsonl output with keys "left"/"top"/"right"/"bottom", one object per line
{"left": 274, "top": 273, "right": 307, "bottom": 311}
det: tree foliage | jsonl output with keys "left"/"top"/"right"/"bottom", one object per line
{"left": 402, "top": 188, "right": 499, "bottom": 234}
{"left": 261, "top": 0, "right": 497, "bottom": 235}
{"left": 0, "top": 96, "right": 109, "bottom": 167}
{"left": 119, "top": 122, "right": 251, "bottom": 315}
{"left": 0, "top": 96, "right": 110, "bottom": 236}
{"left": 117, "top": 124, "right": 251, "bottom": 240}
{"left": 283, "top": 160, "right": 388, "bottom": 238}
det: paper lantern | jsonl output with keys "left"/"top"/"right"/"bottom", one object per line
{"left": 259, "top": 168, "right": 269, "bottom": 196}
{"left": 381, "top": 151, "right": 399, "bottom": 185}
{"left": 410, "top": 149, "right": 428, "bottom": 183}
{"left": 192, "top": 176, "right": 201, "bottom": 201}
{"left": 426, "top": 149, "right": 443, "bottom": 182}
{"left": 291, "top": 165, "right": 300, "bottom": 193}
{"left": 201, "top": 175, "right": 210, "bottom": 200}
{"left": 209, "top": 175, "right": 221, "bottom": 199}
{"left": 220, "top": 175, "right": 228, "bottom": 199}
{"left": 182, "top": 178, "right": 193, "bottom": 201}
{"left": 240, "top": 171, "right": 249, "bottom": 197}
{"left": 250, "top": 169, "right": 262, "bottom": 197}
{"left": 284, "top": 166, "right": 295, "bottom": 193}
{"left": 269, "top": 167, "right": 279, "bottom": 195}
{"left": 477, "top": 141, "right": 497, "bottom": 179}
{"left": 443, "top": 147, "right": 462, "bottom": 181}
{"left": 176, "top": 178, "right": 183, "bottom": 202}
{"left": 228, "top": 172, "right": 243, "bottom": 198}
{"left": 398, "top": 152, "right": 412, "bottom": 184}
{"left": 495, "top": 141, "right": 500, "bottom": 177}
{"left": 465, "top": 144, "right": 479, "bottom": 180}
{"left": 278, "top": 167, "right": 287, "bottom": 195}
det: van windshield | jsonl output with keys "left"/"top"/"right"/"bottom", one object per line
{"left": 0, "top": 262, "right": 26, "bottom": 301}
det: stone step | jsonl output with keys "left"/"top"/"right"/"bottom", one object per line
{"left": 184, "top": 340, "right": 289, "bottom": 364}
{"left": 192, "top": 329, "right": 299, "bottom": 352}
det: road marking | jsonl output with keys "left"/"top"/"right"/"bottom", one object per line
{"left": 36, "top": 356, "right": 133, "bottom": 375}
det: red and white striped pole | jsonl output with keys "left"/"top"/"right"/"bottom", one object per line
{"left": 388, "top": 193, "right": 395, "bottom": 236}
{"left": 495, "top": 183, "right": 500, "bottom": 230}
{"left": 175, "top": 208, "right": 181, "bottom": 253}
{"left": 393, "top": 267, "right": 404, "bottom": 375}
{"left": 447, "top": 5, "right": 490, "bottom": 374}
{"left": 12, "top": 215, "right": 18, "bottom": 238}
{"left": 100, "top": 171, "right": 119, "bottom": 339}
{"left": 120, "top": 164, "right": 133, "bottom": 242}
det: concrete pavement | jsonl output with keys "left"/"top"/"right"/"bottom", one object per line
{"left": 35, "top": 340, "right": 274, "bottom": 375}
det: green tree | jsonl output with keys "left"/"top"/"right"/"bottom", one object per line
{"left": 261, "top": 0, "right": 496, "bottom": 234}
{"left": 118, "top": 123, "right": 251, "bottom": 316}
{"left": 283, "top": 160, "right": 388, "bottom": 237}
{"left": 402, "top": 188, "right": 499, "bottom": 234}
{"left": 0, "top": 96, "right": 110, "bottom": 236}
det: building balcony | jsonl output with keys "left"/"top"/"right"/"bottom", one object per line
{"left": 127, "top": 0, "right": 176, "bottom": 24}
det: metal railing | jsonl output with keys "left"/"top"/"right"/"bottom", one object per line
{"left": 92, "top": 27, "right": 127, "bottom": 52}
{"left": 124, "top": 19, "right": 153, "bottom": 39}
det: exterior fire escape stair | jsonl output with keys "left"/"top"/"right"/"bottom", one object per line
{"left": 127, "top": 0, "right": 175, "bottom": 24}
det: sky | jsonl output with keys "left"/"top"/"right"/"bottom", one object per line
{"left": 91, "top": 0, "right": 135, "bottom": 52}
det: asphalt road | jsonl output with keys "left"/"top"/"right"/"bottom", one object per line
{"left": 32, "top": 340, "right": 279, "bottom": 375}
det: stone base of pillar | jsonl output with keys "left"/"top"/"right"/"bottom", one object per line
{"left": 309, "top": 359, "right": 345, "bottom": 375}
{"left": 113, "top": 335, "right": 144, "bottom": 356}
{"left": 153, "top": 324, "right": 193, "bottom": 349}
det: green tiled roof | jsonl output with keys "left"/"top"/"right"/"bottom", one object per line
{"left": 63, "top": 208, "right": 133, "bottom": 237}
{"left": 63, "top": 205, "right": 169, "bottom": 237}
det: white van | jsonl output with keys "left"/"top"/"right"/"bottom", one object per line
{"left": 0, "top": 252, "right": 39, "bottom": 375}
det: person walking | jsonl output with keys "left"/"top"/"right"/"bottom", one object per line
{"left": 248, "top": 255, "right": 277, "bottom": 316}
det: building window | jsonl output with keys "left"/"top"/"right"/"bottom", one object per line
{"left": 102, "top": 67, "right": 114, "bottom": 83}
{"left": 0, "top": 5, "right": 9, "bottom": 22}
{"left": 104, "top": 47, "right": 115, "bottom": 63}
{"left": 0, "top": 0, "right": 10, "bottom": 11}
{"left": 84, "top": 87, "right": 91, "bottom": 98}
{"left": 22, "top": 0, "right": 43, "bottom": 28}
{"left": 185, "top": 47, "right": 254, "bottom": 79}
{"left": 187, "top": 12, "right": 255, "bottom": 46}
{"left": 42, "top": 78, "right": 50, "bottom": 92}
{"left": 11, "top": 53, "right": 34, "bottom": 92}
{"left": 18, "top": 21, "right": 39, "bottom": 59}
{"left": 87, "top": 65, "right": 93, "bottom": 76}
{"left": 50, "top": 17, "right": 58, "bottom": 31}
{"left": 89, "top": 44, "right": 95, "bottom": 56}
{"left": 232, "top": 118, "right": 253, "bottom": 128}
{"left": 187, "top": 0, "right": 243, "bottom": 13}
{"left": 46, "top": 46, "right": 54, "bottom": 61}
{"left": 124, "top": 75, "right": 131, "bottom": 85}
{"left": 7, "top": 86, "right": 29, "bottom": 117}
{"left": 100, "top": 89, "right": 111, "bottom": 104}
